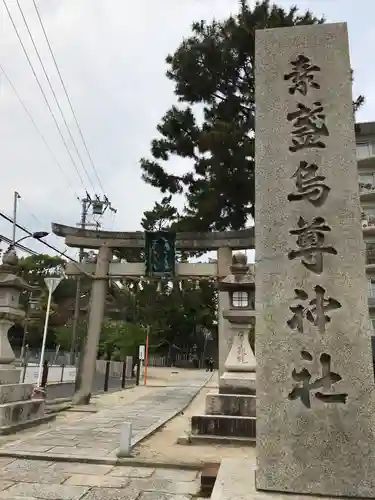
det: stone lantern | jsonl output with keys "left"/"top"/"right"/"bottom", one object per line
{"left": 0, "top": 249, "right": 36, "bottom": 367}
{"left": 219, "top": 252, "right": 256, "bottom": 395}
{"left": 188, "top": 252, "right": 256, "bottom": 443}
{"left": 0, "top": 249, "right": 49, "bottom": 433}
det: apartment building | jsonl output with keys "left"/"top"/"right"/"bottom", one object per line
{"left": 356, "top": 121, "right": 375, "bottom": 332}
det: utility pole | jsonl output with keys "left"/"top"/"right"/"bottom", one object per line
{"left": 69, "top": 197, "right": 89, "bottom": 365}
{"left": 12, "top": 191, "right": 21, "bottom": 246}
{"left": 70, "top": 193, "right": 117, "bottom": 385}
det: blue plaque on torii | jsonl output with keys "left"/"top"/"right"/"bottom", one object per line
{"left": 144, "top": 231, "right": 176, "bottom": 277}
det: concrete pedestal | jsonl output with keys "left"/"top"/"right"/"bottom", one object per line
{"left": 190, "top": 389, "right": 256, "bottom": 444}
{"left": 0, "top": 366, "right": 50, "bottom": 434}
{"left": 219, "top": 372, "right": 256, "bottom": 395}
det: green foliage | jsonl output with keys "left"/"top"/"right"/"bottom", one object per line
{"left": 134, "top": 278, "right": 217, "bottom": 349}
{"left": 99, "top": 319, "right": 145, "bottom": 360}
{"left": 140, "top": 0, "right": 364, "bottom": 232}
{"left": 54, "top": 319, "right": 88, "bottom": 352}
{"left": 16, "top": 254, "right": 78, "bottom": 348}
{"left": 18, "top": 254, "right": 75, "bottom": 304}
{"left": 141, "top": 196, "right": 179, "bottom": 231}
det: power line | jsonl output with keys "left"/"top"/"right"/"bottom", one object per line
{"left": 0, "top": 63, "right": 81, "bottom": 201}
{"left": 18, "top": 198, "right": 43, "bottom": 227}
{"left": 31, "top": 0, "right": 106, "bottom": 196}
{"left": 3, "top": 0, "right": 88, "bottom": 192}
{"left": 0, "top": 233, "right": 38, "bottom": 255}
{"left": 0, "top": 209, "right": 80, "bottom": 265}
{"left": 15, "top": 0, "right": 97, "bottom": 194}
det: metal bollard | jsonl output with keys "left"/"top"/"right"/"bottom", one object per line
{"left": 121, "top": 360, "right": 126, "bottom": 389}
{"left": 60, "top": 364, "right": 65, "bottom": 383}
{"left": 135, "top": 361, "right": 141, "bottom": 386}
{"left": 41, "top": 360, "right": 49, "bottom": 388}
{"left": 104, "top": 360, "right": 110, "bottom": 392}
{"left": 22, "top": 362, "right": 27, "bottom": 383}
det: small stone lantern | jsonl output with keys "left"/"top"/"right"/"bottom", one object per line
{"left": 189, "top": 252, "right": 257, "bottom": 442}
{"left": 0, "top": 249, "right": 36, "bottom": 366}
{"left": 218, "top": 252, "right": 256, "bottom": 394}
{"left": 0, "top": 248, "right": 47, "bottom": 433}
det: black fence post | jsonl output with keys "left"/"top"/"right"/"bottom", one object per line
{"left": 41, "top": 360, "right": 49, "bottom": 388}
{"left": 136, "top": 360, "right": 141, "bottom": 386}
{"left": 60, "top": 364, "right": 65, "bottom": 383}
{"left": 104, "top": 360, "right": 110, "bottom": 392}
{"left": 121, "top": 359, "right": 126, "bottom": 389}
{"left": 22, "top": 362, "right": 27, "bottom": 383}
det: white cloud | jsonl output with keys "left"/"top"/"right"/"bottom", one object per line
{"left": 0, "top": 0, "right": 373, "bottom": 258}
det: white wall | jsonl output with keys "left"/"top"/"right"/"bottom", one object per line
{"left": 20, "top": 364, "right": 77, "bottom": 384}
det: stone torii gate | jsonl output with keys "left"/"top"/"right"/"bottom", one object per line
{"left": 52, "top": 223, "right": 254, "bottom": 404}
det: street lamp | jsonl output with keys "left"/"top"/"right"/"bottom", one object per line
{"left": 35, "top": 271, "right": 64, "bottom": 396}
{"left": 7, "top": 231, "right": 49, "bottom": 251}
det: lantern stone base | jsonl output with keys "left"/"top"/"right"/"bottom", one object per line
{"left": 187, "top": 386, "right": 256, "bottom": 443}
{"left": 0, "top": 383, "right": 34, "bottom": 404}
{"left": 0, "top": 366, "right": 51, "bottom": 434}
{"left": 0, "top": 367, "right": 20, "bottom": 385}
{"left": 219, "top": 371, "right": 256, "bottom": 395}
{"left": 191, "top": 414, "right": 256, "bottom": 440}
{"left": 205, "top": 391, "right": 255, "bottom": 417}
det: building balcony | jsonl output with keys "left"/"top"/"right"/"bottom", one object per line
{"left": 369, "top": 287, "right": 375, "bottom": 307}
{"left": 367, "top": 246, "right": 375, "bottom": 265}
{"left": 362, "top": 214, "right": 375, "bottom": 235}
{"left": 359, "top": 182, "right": 375, "bottom": 201}
{"left": 366, "top": 247, "right": 375, "bottom": 276}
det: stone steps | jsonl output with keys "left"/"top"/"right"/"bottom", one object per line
{"left": 191, "top": 414, "right": 256, "bottom": 439}
{"left": 0, "top": 413, "right": 55, "bottom": 434}
{"left": 0, "top": 398, "right": 45, "bottom": 428}
{"left": 0, "top": 383, "right": 33, "bottom": 404}
{"left": 205, "top": 391, "right": 255, "bottom": 417}
{"left": 178, "top": 434, "right": 255, "bottom": 446}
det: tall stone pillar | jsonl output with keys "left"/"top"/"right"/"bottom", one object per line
{"left": 217, "top": 247, "right": 232, "bottom": 376}
{"left": 255, "top": 23, "right": 375, "bottom": 497}
{"left": 73, "top": 246, "right": 112, "bottom": 405}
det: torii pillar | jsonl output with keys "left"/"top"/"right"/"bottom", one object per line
{"left": 73, "top": 246, "right": 112, "bottom": 405}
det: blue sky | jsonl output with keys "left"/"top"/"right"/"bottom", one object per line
{"left": 0, "top": 0, "right": 373, "bottom": 259}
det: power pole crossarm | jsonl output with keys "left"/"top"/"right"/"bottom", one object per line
{"left": 12, "top": 191, "right": 21, "bottom": 246}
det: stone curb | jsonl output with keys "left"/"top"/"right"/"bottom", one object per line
{"left": 0, "top": 449, "right": 215, "bottom": 470}
{"left": 130, "top": 372, "right": 215, "bottom": 449}
{"left": 45, "top": 403, "right": 73, "bottom": 415}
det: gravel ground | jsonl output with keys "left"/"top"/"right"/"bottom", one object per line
{"left": 133, "top": 375, "right": 256, "bottom": 466}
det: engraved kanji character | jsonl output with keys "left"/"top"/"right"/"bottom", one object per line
{"left": 288, "top": 161, "right": 330, "bottom": 207}
{"left": 284, "top": 55, "right": 321, "bottom": 96}
{"left": 287, "top": 101, "right": 329, "bottom": 152}
{"left": 287, "top": 286, "right": 341, "bottom": 334}
{"left": 288, "top": 351, "right": 348, "bottom": 408}
{"left": 288, "top": 216, "right": 338, "bottom": 274}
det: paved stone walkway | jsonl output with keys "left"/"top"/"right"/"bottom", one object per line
{"left": 0, "top": 456, "right": 202, "bottom": 499}
{"left": 0, "top": 371, "right": 211, "bottom": 461}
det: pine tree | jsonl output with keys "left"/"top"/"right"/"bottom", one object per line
{"left": 140, "top": 0, "right": 364, "bottom": 231}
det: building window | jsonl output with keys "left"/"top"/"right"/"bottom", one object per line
{"left": 369, "top": 280, "right": 375, "bottom": 298}
{"left": 367, "top": 244, "right": 375, "bottom": 265}
{"left": 357, "top": 142, "right": 375, "bottom": 159}
{"left": 231, "top": 291, "right": 249, "bottom": 308}
{"left": 359, "top": 172, "right": 375, "bottom": 185}
{"left": 371, "top": 318, "right": 375, "bottom": 333}
{"left": 363, "top": 207, "right": 375, "bottom": 218}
